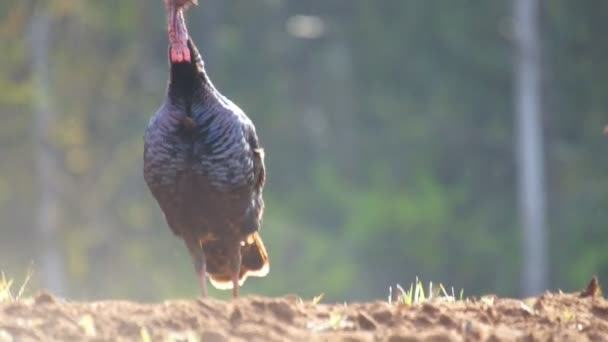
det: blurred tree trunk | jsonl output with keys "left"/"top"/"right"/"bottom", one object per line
{"left": 29, "top": 5, "right": 67, "bottom": 296}
{"left": 514, "top": 0, "right": 547, "bottom": 296}
{"left": 326, "top": 37, "right": 356, "bottom": 178}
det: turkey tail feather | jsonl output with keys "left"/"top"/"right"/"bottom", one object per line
{"left": 207, "top": 232, "right": 269, "bottom": 290}
{"left": 241, "top": 232, "right": 269, "bottom": 277}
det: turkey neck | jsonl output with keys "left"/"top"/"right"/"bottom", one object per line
{"left": 167, "top": 40, "right": 221, "bottom": 113}
{"left": 168, "top": 40, "right": 202, "bottom": 101}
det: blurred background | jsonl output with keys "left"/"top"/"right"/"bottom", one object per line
{"left": 0, "top": 0, "right": 607, "bottom": 302}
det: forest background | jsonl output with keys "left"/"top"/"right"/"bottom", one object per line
{"left": 0, "top": 0, "right": 606, "bottom": 301}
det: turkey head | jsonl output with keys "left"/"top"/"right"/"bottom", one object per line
{"left": 165, "top": 0, "right": 198, "bottom": 63}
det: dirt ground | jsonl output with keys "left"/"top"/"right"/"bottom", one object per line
{"left": 0, "top": 283, "right": 607, "bottom": 341}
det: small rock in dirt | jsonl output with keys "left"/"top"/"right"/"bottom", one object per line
{"left": 267, "top": 301, "right": 295, "bottom": 323}
{"left": 34, "top": 291, "right": 56, "bottom": 305}
{"left": 356, "top": 312, "right": 378, "bottom": 330}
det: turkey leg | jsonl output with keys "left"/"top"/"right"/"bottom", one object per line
{"left": 185, "top": 238, "right": 208, "bottom": 297}
{"left": 231, "top": 243, "right": 242, "bottom": 298}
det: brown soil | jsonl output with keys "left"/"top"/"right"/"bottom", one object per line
{"left": 0, "top": 289, "right": 607, "bottom": 341}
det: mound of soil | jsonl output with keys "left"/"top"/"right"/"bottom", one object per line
{"left": 0, "top": 289, "right": 607, "bottom": 341}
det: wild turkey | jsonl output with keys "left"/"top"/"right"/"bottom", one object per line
{"left": 143, "top": 0, "right": 269, "bottom": 298}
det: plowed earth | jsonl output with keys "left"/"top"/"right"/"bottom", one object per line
{"left": 0, "top": 289, "right": 607, "bottom": 341}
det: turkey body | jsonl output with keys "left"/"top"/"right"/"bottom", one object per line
{"left": 143, "top": 39, "right": 268, "bottom": 296}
